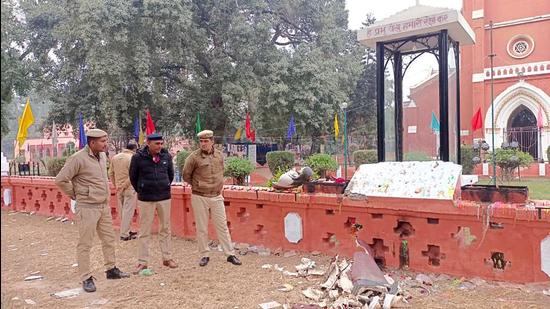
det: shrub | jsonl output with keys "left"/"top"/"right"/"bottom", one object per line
{"left": 265, "top": 168, "right": 286, "bottom": 188}
{"left": 176, "top": 150, "right": 191, "bottom": 173}
{"left": 305, "top": 153, "right": 338, "bottom": 179}
{"left": 493, "top": 148, "right": 533, "bottom": 181}
{"left": 460, "top": 145, "right": 478, "bottom": 174}
{"left": 353, "top": 150, "right": 377, "bottom": 168}
{"left": 224, "top": 157, "right": 255, "bottom": 186}
{"left": 266, "top": 151, "right": 294, "bottom": 174}
{"left": 546, "top": 146, "right": 550, "bottom": 163}
{"left": 47, "top": 157, "right": 67, "bottom": 176}
{"left": 404, "top": 151, "right": 431, "bottom": 161}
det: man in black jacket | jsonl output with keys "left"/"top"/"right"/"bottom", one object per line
{"left": 129, "top": 133, "right": 177, "bottom": 271}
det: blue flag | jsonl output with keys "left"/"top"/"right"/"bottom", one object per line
{"left": 286, "top": 115, "right": 296, "bottom": 139}
{"left": 134, "top": 114, "right": 140, "bottom": 141}
{"left": 78, "top": 113, "right": 87, "bottom": 149}
{"left": 430, "top": 111, "right": 440, "bottom": 133}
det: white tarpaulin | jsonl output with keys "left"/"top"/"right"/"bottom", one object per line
{"left": 345, "top": 161, "right": 462, "bottom": 200}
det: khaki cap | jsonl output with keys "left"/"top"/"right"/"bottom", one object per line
{"left": 86, "top": 128, "right": 108, "bottom": 137}
{"left": 197, "top": 130, "right": 214, "bottom": 138}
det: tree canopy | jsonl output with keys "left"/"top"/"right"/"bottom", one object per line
{"left": 3, "top": 0, "right": 379, "bottom": 148}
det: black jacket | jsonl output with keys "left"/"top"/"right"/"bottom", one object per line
{"left": 129, "top": 146, "right": 174, "bottom": 201}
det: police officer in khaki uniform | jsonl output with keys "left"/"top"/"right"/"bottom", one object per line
{"left": 109, "top": 142, "right": 138, "bottom": 241}
{"left": 55, "top": 129, "right": 129, "bottom": 293}
{"left": 183, "top": 130, "right": 242, "bottom": 267}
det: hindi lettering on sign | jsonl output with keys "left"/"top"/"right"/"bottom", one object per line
{"left": 437, "top": 14, "right": 448, "bottom": 23}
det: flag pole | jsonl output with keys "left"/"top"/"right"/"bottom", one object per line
{"left": 489, "top": 21, "right": 497, "bottom": 185}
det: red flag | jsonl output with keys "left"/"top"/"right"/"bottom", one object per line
{"left": 250, "top": 130, "right": 256, "bottom": 142}
{"left": 471, "top": 107, "right": 483, "bottom": 132}
{"left": 245, "top": 112, "right": 252, "bottom": 139}
{"left": 145, "top": 110, "right": 156, "bottom": 135}
{"left": 537, "top": 105, "right": 544, "bottom": 128}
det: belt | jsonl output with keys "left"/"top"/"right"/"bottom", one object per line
{"left": 192, "top": 191, "right": 221, "bottom": 198}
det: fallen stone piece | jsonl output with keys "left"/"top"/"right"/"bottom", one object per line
{"left": 52, "top": 288, "right": 82, "bottom": 299}
{"left": 258, "top": 301, "right": 282, "bottom": 309}
{"left": 302, "top": 287, "right": 323, "bottom": 301}
{"left": 414, "top": 274, "right": 433, "bottom": 286}
{"left": 24, "top": 275, "right": 43, "bottom": 281}
{"left": 276, "top": 283, "right": 294, "bottom": 292}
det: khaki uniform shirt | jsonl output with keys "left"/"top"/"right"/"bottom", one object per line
{"left": 108, "top": 149, "right": 134, "bottom": 190}
{"left": 55, "top": 145, "right": 110, "bottom": 206}
{"left": 182, "top": 148, "right": 224, "bottom": 197}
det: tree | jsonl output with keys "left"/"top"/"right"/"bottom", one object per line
{"left": 15, "top": 0, "right": 371, "bottom": 147}
{"left": 1, "top": 1, "right": 32, "bottom": 138}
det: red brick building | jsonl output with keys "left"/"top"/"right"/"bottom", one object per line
{"left": 404, "top": 0, "right": 549, "bottom": 161}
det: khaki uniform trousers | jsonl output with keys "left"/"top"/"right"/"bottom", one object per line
{"left": 191, "top": 194, "right": 235, "bottom": 257}
{"left": 137, "top": 199, "right": 172, "bottom": 264}
{"left": 117, "top": 187, "right": 137, "bottom": 237}
{"left": 75, "top": 204, "right": 116, "bottom": 281}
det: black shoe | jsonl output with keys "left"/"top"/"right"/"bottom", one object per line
{"left": 129, "top": 231, "right": 138, "bottom": 239}
{"left": 82, "top": 276, "right": 96, "bottom": 293}
{"left": 227, "top": 255, "right": 242, "bottom": 266}
{"left": 105, "top": 266, "right": 130, "bottom": 279}
{"left": 120, "top": 235, "right": 133, "bottom": 241}
{"left": 199, "top": 257, "right": 210, "bottom": 267}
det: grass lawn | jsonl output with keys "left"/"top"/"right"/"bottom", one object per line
{"left": 477, "top": 177, "right": 550, "bottom": 200}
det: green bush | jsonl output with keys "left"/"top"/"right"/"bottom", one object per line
{"left": 224, "top": 157, "right": 255, "bottom": 186}
{"left": 266, "top": 151, "right": 294, "bottom": 174}
{"left": 493, "top": 148, "right": 533, "bottom": 181}
{"left": 460, "top": 145, "right": 478, "bottom": 174}
{"left": 353, "top": 150, "right": 377, "bottom": 168}
{"left": 305, "top": 153, "right": 338, "bottom": 179}
{"left": 546, "top": 146, "right": 550, "bottom": 163}
{"left": 404, "top": 151, "right": 431, "bottom": 161}
{"left": 47, "top": 157, "right": 67, "bottom": 176}
{"left": 265, "top": 168, "right": 286, "bottom": 188}
{"left": 176, "top": 150, "right": 191, "bottom": 173}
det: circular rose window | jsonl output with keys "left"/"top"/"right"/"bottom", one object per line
{"left": 507, "top": 35, "right": 534, "bottom": 59}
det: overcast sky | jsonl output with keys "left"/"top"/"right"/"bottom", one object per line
{"left": 345, "top": 0, "right": 463, "bottom": 30}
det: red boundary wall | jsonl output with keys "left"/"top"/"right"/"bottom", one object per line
{"left": 1, "top": 176, "right": 549, "bottom": 283}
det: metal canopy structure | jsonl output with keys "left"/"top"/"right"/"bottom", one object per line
{"left": 358, "top": 4, "right": 475, "bottom": 163}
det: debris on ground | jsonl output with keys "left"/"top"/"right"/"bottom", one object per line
{"left": 24, "top": 299, "right": 36, "bottom": 305}
{"left": 51, "top": 288, "right": 82, "bottom": 299}
{"left": 258, "top": 300, "right": 282, "bottom": 309}
{"left": 415, "top": 274, "right": 433, "bottom": 286}
{"left": 24, "top": 275, "right": 43, "bottom": 281}
{"left": 277, "top": 283, "right": 294, "bottom": 292}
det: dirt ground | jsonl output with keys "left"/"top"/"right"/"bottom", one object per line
{"left": 1, "top": 210, "right": 548, "bottom": 309}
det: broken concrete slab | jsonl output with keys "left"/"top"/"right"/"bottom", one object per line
{"left": 350, "top": 252, "right": 388, "bottom": 287}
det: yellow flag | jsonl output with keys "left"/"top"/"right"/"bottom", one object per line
{"left": 138, "top": 117, "right": 145, "bottom": 145}
{"left": 16, "top": 98, "right": 35, "bottom": 149}
{"left": 334, "top": 113, "right": 339, "bottom": 141}
{"left": 234, "top": 128, "right": 242, "bottom": 140}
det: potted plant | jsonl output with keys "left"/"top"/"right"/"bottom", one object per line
{"left": 305, "top": 154, "right": 338, "bottom": 180}
{"left": 224, "top": 157, "right": 255, "bottom": 186}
